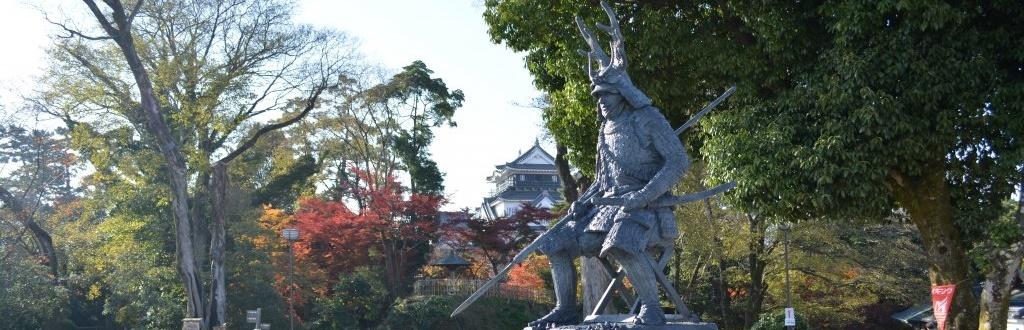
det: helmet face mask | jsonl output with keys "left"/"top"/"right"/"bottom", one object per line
{"left": 591, "top": 83, "right": 619, "bottom": 96}
{"left": 596, "top": 90, "right": 625, "bottom": 118}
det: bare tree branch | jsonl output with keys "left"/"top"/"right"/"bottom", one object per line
{"left": 219, "top": 84, "right": 328, "bottom": 164}
{"left": 45, "top": 15, "right": 111, "bottom": 40}
{"left": 81, "top": 0, "right": 119, "bottom": 37}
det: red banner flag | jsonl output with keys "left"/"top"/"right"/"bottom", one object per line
{"left": 931, "top": 284, "right": 956, "bottom": 330}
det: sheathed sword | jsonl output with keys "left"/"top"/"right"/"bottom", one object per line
{"left": 591, "top": 181, "right": 736, "bottom": 208}
{"left": 450, "top": 86, "right": 736, "bottom": 317}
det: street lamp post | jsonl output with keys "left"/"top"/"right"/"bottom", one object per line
{"left": 282, "top": 228, "right": 299, "bottom": 330}
{"left": 780, "top": 222, "right": 794, "bottom": 330}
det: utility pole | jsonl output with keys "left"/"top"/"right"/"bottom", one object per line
{"left": 282, "top": 228, "right": 300, "bottom": 330}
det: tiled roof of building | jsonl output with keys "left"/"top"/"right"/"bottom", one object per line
{"left": 497, "top": 163, "right": 558, "bottom": 171}
{"left": 431, "top": 251, "right": 471, "bottom": 267}
{"left": 531, "top": 190, "right": 559, "bottom": 206}
{"left": 496, "top": 189, "right": 563, "bottom": 203}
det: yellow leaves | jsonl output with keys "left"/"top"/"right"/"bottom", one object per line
{"left": 87, "top": 283, "right": 103, "bottom": 300}
{"left": 420, "top": 265, "right": 447, "bottom": 279}
{"left": 259, "top": 204, "right": 293, "bottom": 232}
{"left": 238, "top": 205, "right": 294, "bottom": 251}
{"left": 155, "top": 196, "right": 171, "bottom": 208}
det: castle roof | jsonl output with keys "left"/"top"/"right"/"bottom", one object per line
{"left": 496, "top": 140, "right": 555, "bottom": 169}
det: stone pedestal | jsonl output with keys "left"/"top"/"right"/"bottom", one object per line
{"left": 524, "top": 314, "right": 718, "bottom": 330}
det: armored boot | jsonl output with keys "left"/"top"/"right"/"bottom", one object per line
{"left": 529, "top": 252, "right": 579, "bottom": 328}
{"left": 635, "top": 304, "right": 667, "bottom": 325}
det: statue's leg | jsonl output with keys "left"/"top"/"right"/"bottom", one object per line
{"left": 551, "top": 250, "right": 578, "bottom": 311}
{"left": 531, "top": 224, "right": 583, "bottom": 327}
{"left": 601, "top": 215, "right": 666, "bottom": 325}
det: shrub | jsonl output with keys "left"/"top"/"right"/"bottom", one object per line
{"left": 308, "top": 267, "right": 392, "bottom": 330}
{"left": 378, "top": 296, "right": 451, "bottom": 330}
{"left": 379, "top": 295, "right": 551, "bottom": 330}
{"left": 750, "top": 310, "right": 811, "bottom": 330}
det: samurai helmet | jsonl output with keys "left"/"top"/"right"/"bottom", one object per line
{"left": 576, "top": 1, "right": 652, "bottom": 108}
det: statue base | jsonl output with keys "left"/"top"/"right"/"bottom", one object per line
{"left": 525, "top": 314, "right": 718, "bottom": 330}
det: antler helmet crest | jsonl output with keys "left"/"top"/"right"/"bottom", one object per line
{"left": 576, "top": 1, "right": 652, "bottom": 108}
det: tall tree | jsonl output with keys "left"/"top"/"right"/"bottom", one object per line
{"left": 45, "top": 0, "right": 354, "bottom": 327}
{"left": 484, "top": 2, "right": 1024, "bottom": 327}
{"left": 364, "top": 61, "right": 464, "bottom": 195}
{"left": 0, "top": 125, "right": 75, "bottom": 281}
{"left": 304, "top": 61, "right": 463, "bottom": 200}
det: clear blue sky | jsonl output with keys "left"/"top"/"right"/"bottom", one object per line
{"left": 0, "top": 0, "right": 553, "bottom": 211}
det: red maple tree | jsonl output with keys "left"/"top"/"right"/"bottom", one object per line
{"left": 292, "top": 169, "right": 443, "bottom": 296}
{"left": 446, "top": 203, "right": 554, "bottom": 276}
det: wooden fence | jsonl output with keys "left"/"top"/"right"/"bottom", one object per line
{"left": 412, "top": 278, "right": 551, "bottom": 304}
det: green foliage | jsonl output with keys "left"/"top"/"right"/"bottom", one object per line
{"left": 306, "top": 60, "right": 462, "bottom": 199}
{"left": 749, "top": 310, "right": 809, "bottom": 330}
{"left": 486, "top": 3, "right": 1021, "bottom": 326}
{"left": 309, "top": 267, "right": 393, "bottom": 330}
{"left": 671, "top": 163, "right": 928, "bottom": 328}
{"left": 0, "top": 257, "right": 70, "bottom": 329}
{"left": 59, "top": 182, "right": 185, "bottom": 329}
{"left": 0, "top": 125, "right": 77, "bottom": 200}
{"left": 971, "top": 198, "right": 1024, "bottom": 272}
{"left": 233, "top": 129, "right": 319, "bottom": 209}
{"left": 378, "top": 296, "right": 451, "bottom": 330}
{"left": 484, "top": 0, "right": 1024, "bottom": 220}
{"left": 368, "top": 60, "right": 464, "bottom": 195}
{"left": 225, "top": 208, "right": 290, "bottom": 329}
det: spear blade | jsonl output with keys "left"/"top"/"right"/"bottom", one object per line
{"left": 674, "top": 85, "right": 737, "bottom": 135}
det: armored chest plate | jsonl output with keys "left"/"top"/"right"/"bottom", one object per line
{"left": 599, "top": 113, "right": 660, "bottom": 185}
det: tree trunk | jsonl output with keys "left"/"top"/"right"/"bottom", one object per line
{"left": 24, "top": 221, "right": 60, "bottom": 282}
{"left": 0, "top": 186, "right": 60, "bottom": 282}
{"left": 703, "top": 198, "right": 731, "bottom": 324}
{"left": 191, "top": 171, "right": 211, "bottom": 268}
{"left": 206, "top": 162, "right": 229, "bottom": 327}
{"left": 95, "top": 8, "right": 207, "bottom": 323}
{"left": 744, "top": 213, "right": 767, "bottom": 329}
{"left": 554, "top": 143, "right": 580, "bottom": 202}
{"left": 978, "top": 182, "right": 1024, "bottom": 330}
{"left": 889, "top": 166, "right": 978, "bottom": 330}
{"left": 978, "top": 250, "right": 1022, "bottom": 330}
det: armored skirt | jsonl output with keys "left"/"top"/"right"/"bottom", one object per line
{"left": 539, "top": 200, "right": 678, "bottom": 258}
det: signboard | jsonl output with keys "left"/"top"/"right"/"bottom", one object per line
{"left": 784, "top": 307, "right": 796, "bottom": 326}
{"left": 246, "top": 309, "right": 261, "bottom": 324}
{"left": 931, "top": 284, "right": 957, "bottom": 330}
{"left": 181, "top": 318, "right": 202, "bottom": 330}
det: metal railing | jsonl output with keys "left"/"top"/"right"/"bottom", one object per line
{"left": 412, "top": 278, "right": 551, "bottom": 303}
